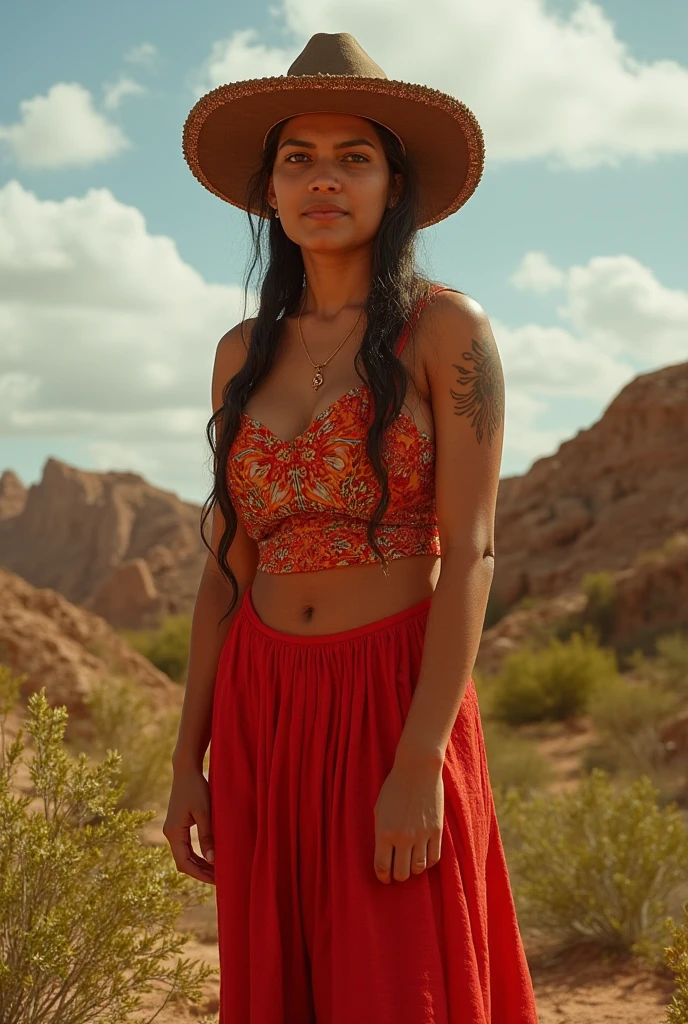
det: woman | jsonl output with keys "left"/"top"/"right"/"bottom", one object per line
{"left": 165, "top": 31, "right": 539, "bottom": 1024}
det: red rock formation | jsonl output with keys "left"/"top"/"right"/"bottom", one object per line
{"left": 0, "top": 469, "right": 27, "bottom": 520}
{"left": 0, "top": 458, "right": 207, "bottom": 622}
{"left": 0, "top": 567, "right": 181, "bottom": 721}
{"left": 493, "top": 362, "right": 688, "bottom": 606}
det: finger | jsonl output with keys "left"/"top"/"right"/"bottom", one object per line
{"left": 192, "top": 812, "right": 216, "bottom": 865}
{"left": 168, "top": 830, "right": 216, "bottom": 884}
{"left": 393, "top": 842, "right": 412, "bottom": 882}
{"left": 427, "top": 830, "right": 442, "bottom": 867}
{"left": 410, "top": 839, "right": 429, "bottom": 875}
{"left": 374, "top": 835, "right": 394, "bottom": 884}
{"left": 171, "top": 841, "right": 216, "bottom": 884}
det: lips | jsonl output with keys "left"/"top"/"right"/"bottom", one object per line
{"left": 303, "top": 205, "right": 347, "bottom": 218}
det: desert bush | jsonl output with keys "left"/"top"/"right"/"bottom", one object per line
{"left": 0, "top": 665, "right": 216, "bottom": 1024}
{"left": 120, "top": 615, "right": 191, "bottom": 684}
{"left": 584, "top": 674, "right": 680, "bottom": 784}
{"left": 580, "top": 570, "right": 617, "bottom": 642}
{"left": 627, "top": 631, "right": 688, "bottom": 697}
{"left": 499, "top": 768, "right": 688, "bottom": 957}
{"left": 634, "top": 530, "right": 688, "bottom": 568}
{"left": 664, "top": 901, "right": 688, "bottom": 1023}
{"left": 76, "top": 674, "right": 178, "bottom": 811}
{"left": 481, "top": 718, "right": 555, "bottom": 798}
{"left": 486, "top": 626, "right": 618, "bottom": 725}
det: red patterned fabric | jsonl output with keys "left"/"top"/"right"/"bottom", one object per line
{"left": 227, "top": 285, "right": 450, "bottom": 573}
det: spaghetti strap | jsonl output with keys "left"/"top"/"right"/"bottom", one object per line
{"left": 395, "top": 284, "right": 456, "bottom": 358}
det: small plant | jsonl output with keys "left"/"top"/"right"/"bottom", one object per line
{"left": 499, "top": 768, "right": 688, "bottom": 957}
{"left": 120, "top": 615, "right": 191, "bottom": 684}
{"left": 629, "top": 632, "right": 688, "bottom": 696}
{"left": 0, "top": 664, "right": 216, "bottom": 1024}
{"left": 581, "top": 570, "right": 617, "bottom": 643}
{"left": 665, "top": 901, "right": 688, "bottom": 1023}
{"left": 481, "top": 719, "right": 555, "bottom": 798}
{"left": 585, "top": 674, "right": 680, "bottom": 784}
{"left": 486, "top": 626, "right": 618, "bottom": 725}
{"left": 78, "top": 674, "right": 178, "bottom": 811}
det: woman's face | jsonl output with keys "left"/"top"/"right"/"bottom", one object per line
{"left": 267, "top": 111, "right": 403, "bottom": 252}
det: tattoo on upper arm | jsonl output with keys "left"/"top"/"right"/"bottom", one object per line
{"left": 449, "top": 336, "right": 505, "bottom": 446}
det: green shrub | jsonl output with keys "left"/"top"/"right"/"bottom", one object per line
{"left": 120, "top": 615, "right": 191, "bottom": 684}
{"left": 665, "top": 902, "right": 688, "bottom": 1023}
{"left": 581, "top": 570, "right": 618, "bottom": 642}
{"left": 487, "top": 626, "right": 618, "bottom": 725}
{"left": 585, "top": 674, "right": 681, "bottom": 782}
{"left": 0, "top": 665, "right": 216, "bottom": 1023}
{"left": 499, "top": 768, "right": 688, "bottom": 956}
{"left": 634, "top": 630, "right": 688, "bottom": 696}
{"left": 77, "top": 674, "right": 178, "bottom": 811}
{"left": 481, "top": 719, "right": 555, "bottom": 798}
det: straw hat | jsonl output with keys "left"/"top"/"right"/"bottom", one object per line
{"left": 182, "top": 31, "right": 485, "bottom": 230}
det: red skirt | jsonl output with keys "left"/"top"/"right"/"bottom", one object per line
{"left": 209, "top": 585, "right": 539, "bottom": 1023}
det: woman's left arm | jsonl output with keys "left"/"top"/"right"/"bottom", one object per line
{"left": 373, "top": 291, "right": 505, "bottom": 884}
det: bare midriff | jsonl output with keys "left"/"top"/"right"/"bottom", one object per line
{"left": 249, "top": 552, "right": 441, "bottom": 635}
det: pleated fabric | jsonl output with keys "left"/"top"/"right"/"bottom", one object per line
{"left": 209, "top": 585, "right": 539, "bottom": 1024}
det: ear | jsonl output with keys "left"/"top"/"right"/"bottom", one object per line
{"left": 267, "top": 177, "right": 276, "bottom": 210}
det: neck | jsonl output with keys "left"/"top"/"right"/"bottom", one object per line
{"left": 299, "top": 247, "right": 372, "bottom": 321}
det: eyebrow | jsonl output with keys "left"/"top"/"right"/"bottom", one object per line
{"left": 277, "top": 137, "right": 377, "bottom": 152}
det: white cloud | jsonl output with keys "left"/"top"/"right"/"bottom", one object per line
{"left": 102, "top": 75, "right": 146, "bottom": 111}
{"left": 192, "top": 0, "right": 688, "bottom": 167}
{"left": 509, "top": 252, "right": 566, "bottom": 293}
{"left": 0, "top": 181, "right": 253, "bottom": 449}
{"left": 494, "top": 316, "right": 634, "bottom": 402}
{"left": 124, "top": 43, "right": 159, "bottom": 68}
{"left": 190, "top": 28, "right": 296, "bottom": 97}
{"left": 511, "top": 250, "right": 688, "bottom": 364}
{"left": 0, "top": 179, "right": 682, "bottom": 495}
{"left": 559, "top": 256, "right": 688, "bottom": 362}
{"left": 0, "top": 83, "right": 129, "bottom": 170}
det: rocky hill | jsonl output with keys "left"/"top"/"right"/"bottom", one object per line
{"left": 492, "top": 361, "right": 688, "bottom": 606}
{"left": 0, "top": 458, "right": 209, "bottom": 629}
{"left": 0, "top": 566, "right": 181, "bottom": 721}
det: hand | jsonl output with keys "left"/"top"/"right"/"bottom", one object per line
{"left": 162, "top": 765, "right": 216, "bottom": 885}
{"left": 372, "top": 755, "right": 444, "bottom": 884}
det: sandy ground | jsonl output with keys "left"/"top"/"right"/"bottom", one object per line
{"left": 128, "top": 717, "right": 683, "bottom": 1023}
{"left": 126, "top": 884, "right": 678, "bottom": 1024}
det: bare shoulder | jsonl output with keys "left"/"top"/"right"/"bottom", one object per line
{"left": 420, "top": 287, "right": 494, "bottom": 352}
{"left": 211, "top": 316, "right": 257, "bottom": 412}
{"left": 421, "top": 285, "right": 504, "bottom": 447}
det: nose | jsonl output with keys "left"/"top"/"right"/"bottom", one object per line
{"left": 307, "top": 166, "right": 342, "bottom": 194}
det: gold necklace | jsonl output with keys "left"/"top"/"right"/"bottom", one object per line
{"left": 297, "top": 289, "right": 365, "bottom": 391}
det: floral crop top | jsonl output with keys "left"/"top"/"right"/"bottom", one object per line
{"left": 227, "top": 285, "right": 450, "bottom": 574}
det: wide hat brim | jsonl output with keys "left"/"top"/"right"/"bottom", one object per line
{"left": 183, "top": 75, "right": 485, "bottom": 230}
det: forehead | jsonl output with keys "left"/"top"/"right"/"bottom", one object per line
{"left": 277, "top": 111, "right": 378, "bottom": 144}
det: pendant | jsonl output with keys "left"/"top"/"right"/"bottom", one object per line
{"left": 312, "top": 367, "right": 324, "bottom": 391}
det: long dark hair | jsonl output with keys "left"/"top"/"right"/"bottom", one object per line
{"left": 201, "top": 117, "right": 439, "bottom": 624}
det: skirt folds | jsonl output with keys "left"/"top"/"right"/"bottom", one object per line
{"left": 209, "top": 585, "right": 539, "bottom": 1024}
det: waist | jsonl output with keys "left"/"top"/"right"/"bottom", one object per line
{"left": 250, "top": 551, "right": 441, "bottom": 636}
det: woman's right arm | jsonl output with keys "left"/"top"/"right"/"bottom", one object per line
{"left": 163, "top": 320, "right": 258, "bottom": 884}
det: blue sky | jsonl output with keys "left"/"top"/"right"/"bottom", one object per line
{"left": 1, "top": 0, "right": 686, "bottom": 505}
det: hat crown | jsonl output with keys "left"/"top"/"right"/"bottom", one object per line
{"left": 286, "top": 32, "right": 388, "bottom": 80}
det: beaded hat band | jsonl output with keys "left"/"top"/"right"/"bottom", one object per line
{"left": 182, "top": 31, "right": 486, "bottom": 230}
